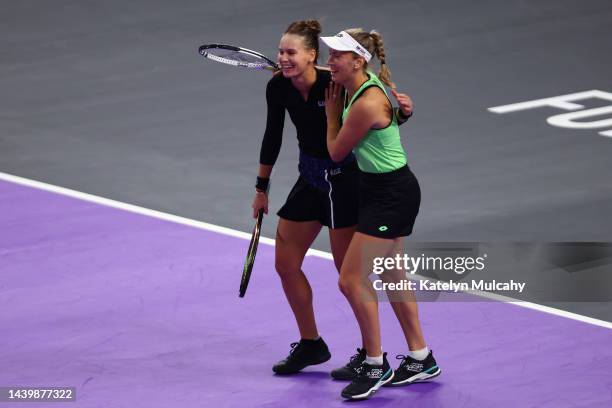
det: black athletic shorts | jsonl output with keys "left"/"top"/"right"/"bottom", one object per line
{"left": 278, "top": 160, "right": 359, "bottom": 229}
{"left": 357, "top": 165, "right": 421, "bottom": 239}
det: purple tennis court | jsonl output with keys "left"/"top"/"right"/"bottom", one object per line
{"left": 1, "top": 178, "right": 610, "bottom": 407}
{"left": 2, "top": 0, "right": 612, "bottom": 406}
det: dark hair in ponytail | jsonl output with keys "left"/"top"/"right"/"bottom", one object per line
{"left": 284, "top": 19, "right": 322, "bottom": 62}
{"left": 345, "top": 28, "right": 395, "bottom": 89}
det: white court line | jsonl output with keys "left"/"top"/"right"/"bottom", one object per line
{"left": 1, "top": 171, "right": 611, "bottom": 330}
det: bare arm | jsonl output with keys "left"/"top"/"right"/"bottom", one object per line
{"left": 325, "top": 84, "right": 390, "bottom": 162}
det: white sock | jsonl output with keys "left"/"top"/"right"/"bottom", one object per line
{"left": 365, "top": 354, "right": 383, "bottom": 366}
{"left": 408, "top": 346, "right": 429, "bottom": 361}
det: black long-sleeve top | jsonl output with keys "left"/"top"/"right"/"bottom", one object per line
{"left": 259, "top": 68, "right": 332, "bottom": 165}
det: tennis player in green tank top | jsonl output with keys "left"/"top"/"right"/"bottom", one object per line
{"left": 321, "top": 29, "right": 441, "bottom": 400}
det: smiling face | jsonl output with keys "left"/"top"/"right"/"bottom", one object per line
{"left": 326, "top": 49, "right": 363, "bottom": 86}
{"left": 277, "top": 34, "right": 316, "bottom": 78}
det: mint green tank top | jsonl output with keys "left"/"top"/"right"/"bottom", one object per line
{"left": 341, "top": 72, "right": 407, "bottom": 173}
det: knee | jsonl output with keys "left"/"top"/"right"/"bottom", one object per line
{"left": 338, "top": 275, "right": 358, "bottom": 298}
{"left": 274, "top": 231, "right": 301, "bottom": 279}
{"left": 275, "top": 256, "right": 301, "bottom": 280}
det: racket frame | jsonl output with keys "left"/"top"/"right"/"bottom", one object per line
{"left": 199, "top": 43, "right": 278, "bottom": 71}
{"left": 239, "top": 209, "right": 264, "bottom": 297}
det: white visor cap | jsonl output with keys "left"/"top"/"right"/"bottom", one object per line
{"left": 320, "top": 31, "right": 372, "bottom": 62}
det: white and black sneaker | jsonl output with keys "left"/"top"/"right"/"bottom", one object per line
{"left": 387, "top": 350, "right": 441, "bottom": 386}
{"left": 272, "top": 338, "right": 331, "bottom": 375}
{"left": 330, "top": 348, "right": 366, "bottom": 381}
{"left": 340, "top": 353, "right": 394, "bottom": 400}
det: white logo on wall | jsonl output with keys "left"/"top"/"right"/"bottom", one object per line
{"left": 488, "top": 90, "right": 612, "bottom": 138}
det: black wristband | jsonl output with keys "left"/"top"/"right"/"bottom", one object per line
{"left": 256, "top": 177, "right": 270, "bottom": 193}
{"left": 396, "top": 107, "right": 413, "bottom": 120}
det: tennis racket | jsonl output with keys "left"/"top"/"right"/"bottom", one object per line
{"left": 199, "top": 44, "right": 278, "bottom": 71}
{"left": 239, "top": 209, "right": 264, "bottom": 297}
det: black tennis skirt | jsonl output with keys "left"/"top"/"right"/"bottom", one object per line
{"left": 357, "top": 165, "right": 421, "bottom": 239}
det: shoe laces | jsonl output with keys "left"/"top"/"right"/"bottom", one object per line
{"left": 353, "top": 362, "right": 380, "bottom": 383}
{"left": 396, "top": 354, "right": 410, "bottom": 369}
{"left": 289, "top": 342, "right": 301, "bottom": 354}
{"left": 353, "top": 363, "right": 368, "bottom": 382}
{"left": 396, "top": 354, "right": 426, "bottom": 372}
{"left": 348, "top": 348, "right": 364, "bottom": 368}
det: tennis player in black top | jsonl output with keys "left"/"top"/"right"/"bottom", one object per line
{"left": 252, "top": 20, "right": 414, "bottom": 377}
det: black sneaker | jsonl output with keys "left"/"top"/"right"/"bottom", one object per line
{"left": 272, "top": 338, "right": 331, "bottom": 375}
{"left": 330, "top": 348, "right": 366, "bottom": 380}
{"left": 387, "top": 350, "right": 441, "bottom": 386}
{"left": 340, "top": 353, "right": 394, "bottom": 400}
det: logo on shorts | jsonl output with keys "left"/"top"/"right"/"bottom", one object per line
{"left": 378, "top": 226, "right": 388, "bottom": 232}
{"left": 318, "top": 100, "right": 325, "bottom": 107}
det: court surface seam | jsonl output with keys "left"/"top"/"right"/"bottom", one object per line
{"left": 1, "top": 170, "right": 610, "bottom": 330}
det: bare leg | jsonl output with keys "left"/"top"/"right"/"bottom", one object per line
{"left": 328, "top": 226, "right": 356, "bottom": 272}
{"left": 338, "top": 232, "right": 400, "bottom": 356}
{"left": 275, "top": 218, "right": 322, "bottom": 339}
{"left": 329, "top": 226, "right": 368, "bottom": 348}
{"left": 381, "top": 239, "right": 427, "bottom": 351}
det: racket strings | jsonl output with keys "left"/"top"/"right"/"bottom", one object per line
{"left": 200, "top": 45, "right": 277, "bottom": 70}
{"left": 206, "top": 52, "right": 269, "bottom": 69}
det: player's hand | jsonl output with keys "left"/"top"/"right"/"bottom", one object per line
{"left": 391, "top": 89, "right": 413, "bottom": 117}
{"left": 252, "top": 191, "right": 268, "bottom": 218}
{"left": 325, "top": 81, "right": 344, "bottom": 122}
